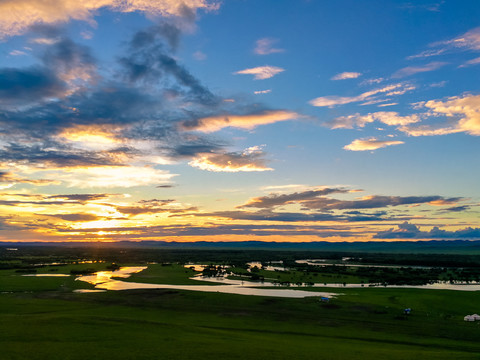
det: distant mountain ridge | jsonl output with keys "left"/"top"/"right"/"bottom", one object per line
{"left": 2, "top": 239, "right": 480, "bottom": 253}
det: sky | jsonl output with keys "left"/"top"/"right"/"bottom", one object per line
{"left": 0, "top": 0, "right": 479, "bottom": 243}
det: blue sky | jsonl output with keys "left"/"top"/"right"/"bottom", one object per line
{"left": 0, "top": 0, "right": 479, "bottom": 242}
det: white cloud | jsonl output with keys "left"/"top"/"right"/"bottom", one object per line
{"left": 254, "top": 89, "right": 271, "bottom": 95}
{"left": 309, "top": 83, "right": 415, "bottom": 108}
{"left": 254, "top": 38, "right": 284, "bottom": 55}
{"left": 377, "top": 103, "right": 398, "bottom": 107}
{"left": 407, "top": 27, "right": 480, "bottom": 60}
{"left": 343, "top": 138, "right": 404, "bottom": 151}
{"left": 189, "top": 146, "right": 273, "bottom": 172}
{"left": 424, "top": 94, "right": 480, "bottom": 136}
{"left": 325, "top": 111, "right": 419, "bottom": 129}
{"left": 397, "top": 94, "right": 480, "bottom": 136}
{"left": 331, "top": 72, "right": 362, "bottom": 80}
{"left": 9, "top": 50, "right": 27, "bottom": 56}
{"left": 392, "top": 61, "right": 447, "bottom": 78}
{"left": 0, "top": 0, "right": 219, "bottom": 38}
{"left": 459, "top": 57, "right": 480, "bottom": 68}
{"left": 398, "top": 124, "right": 461, "bottom": 137}
{"left": 234, "top": 65, "right": 285, "bottom": 80}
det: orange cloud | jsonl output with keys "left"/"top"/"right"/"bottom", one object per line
{"left": 181, "top": 110, "right": 301, "bottom": 133}
{"left": 0, "top": 0, "right": 219, "bottom": 38}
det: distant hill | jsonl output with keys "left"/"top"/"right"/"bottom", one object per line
{"left": 2, "top": 239, "right": 480, "bottom": 254}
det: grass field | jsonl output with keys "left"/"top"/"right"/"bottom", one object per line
{"left": 1, "top": 262, "right": 480, "bottom": 359}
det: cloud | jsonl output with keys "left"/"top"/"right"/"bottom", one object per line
{"left": 115, "top": 199, "right": 196, "bottom": 216}
{"left": 189, "top": 146, "right": 273, "bottom": 172}
{"left": 0, "top": 171, "right": 59, "bottom": 186}
{"left": 237, "top": 188, "right": 461, "bottom": 217}
{"left": 234, "top": 65, "right": 285, "bottom": 80}
{"left": 239, "top": 187, "right": 350, "bottom": 209}
{"left": 375, "top": 221, "right": 480, "bottom": 239}
{"left": 254, "top": 38, "right": 284, "bottom": 55}
{"left": 309, "top": 83, "right": 415, "bottom": 107}
{"left": 343, "top": 138, "right": 404, "bottom": 151}
{"left": 408, "top": 27, "right": 480, "bottom": 60}
{"left": 0, "top": 66, "right": 66, "bottom": 106}
{"left": 331, "top": 72, "right": 362, "bottom": 80}
{"left": 299, "top": 195, "right": 461, "bottom": 211}
{"left": 459, "top": 57, "right": 480, "bottom": 68}
{"left": 0, "top": 0, "right": 219, "bottom": 38}
{"left": 392, "top": 61, "right": 447, "bottom": 78}
{"left": 399, "top": 94, "right": 480, "bottom": 136}
{"left": 43, "top": 213, "right": 101, "bottom": 222}
{"left": 254, "top": 89, "right": 271, "bottom": 95}
{"left": 9, "top": 50, "right": 28, "bottom": 56}
{"left": 51, "top": 166, "right": 176, "bottom": 188}
{"left": 325, "top": 111, "right": 420, "bottom": 129}
{"left": 46, "top": 193, "right": 112, "bottom": 202}
{"left": 193, "top": 50, "right": 207, "bottom": 60}
{"left": 180, "top": 110, "right": 301, "bottom": 133}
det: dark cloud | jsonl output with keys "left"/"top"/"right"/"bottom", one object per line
{"left": 119, "top": 23, "right": 218, "bottom": 106}
{"left": 189, "top": 210, "right": 344, "bottom": 222}
{"left": 239, "top": 189, "right": 462, "bottom": 211}
{"left": 0, "top": 193, "right": 112, "bottom": 207}
{"left": 57, "top": 223, "right": 358, "bottom": 239}
{"left": 300, "top": 195, "right": 462, "bottom": 211}
{"left": 116, "top": 199, "right": 174, "bottom": 216}
{"left": 0, "top": 66, "right": 65, "bottom": 105}
{"left": 442, "top": 205, "right": 471, "bottom": 212}
{"left": 375, "top": 221, "right": 480, "bottom": 239}
{"left": 46, "top": 194, "right": 112, "bottom": 202}
{"left": 42, "top": 213, "right": 101, "bottom": 222}
{"left": 239, "top": 188, "right": 350, "bottom": 209}
{"left": 183, "top": 208, "right": 394, "bottom": 223}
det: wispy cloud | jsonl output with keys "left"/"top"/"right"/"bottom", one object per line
{"left": 325, "top": 111, "right": 420, "bottom": 129}
{"left": 331, "top": 72, "right": 362, "bottom": 80}
{"left": 234, "top": 65, "right": 285, "bottom": 80}
{"left": 459, "top": 57, "right": 480, "bottom": 68}
{"left": 180, "top": 110, "right": 301, "bottom": 133}
{"left": 343, "top": 138, "right": 404, "bottom": 151}
{"left": 309, "top": 83, "right": 415, "bottom": 107}
{"left": 189, "top": 146, "right": 273, "bottom": 172}
{"left": 408, "top": 27, "right": 480, "bottom": 60}
{"left": 254, "top": 89, "right": 271, "bottom": 94}
{"left": 254, "top": 38, "right": 284, "bottom": 55}
{"left": 49, "top": 166, "right": 176, "bottom": 188}
{"left": 392, "top": 61, "right": 447, "bottom": 78}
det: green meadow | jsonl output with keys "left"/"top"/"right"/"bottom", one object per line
{"left": 1, "top": 259, "right": 480, "bottom": 359}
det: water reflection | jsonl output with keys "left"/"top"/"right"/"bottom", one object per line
{"left": 78, "top": 266, "right": 146, "bottom": 285}
{"left": 77, "top": 267, "right": 339, "bottom": 298}
{"left": 75, "top": 266, "right": 480, "bottom": 297}
{"left": 22, "top": 274, "right": 70, "bottom": 277}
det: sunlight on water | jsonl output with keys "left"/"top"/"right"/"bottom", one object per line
{"left": 22, "top": 274, "right": 70, "bottom": 277}
{"left": 76, "top": 266, "right": 339, "bottom": 298}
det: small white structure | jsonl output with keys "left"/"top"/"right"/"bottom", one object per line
{"left": 464, "top": 314, "right": 480, "bottom": 321}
